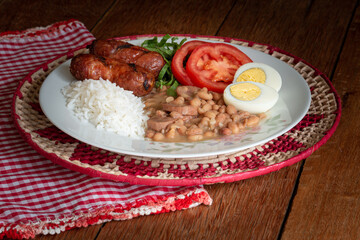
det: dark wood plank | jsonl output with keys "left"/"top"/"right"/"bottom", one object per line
{"left": 36, "top": 225, "right": 102, "bottom": 240}
{"left": 218, "top": 0, "right": 356, "bottom": 75}
{"left": 0, "top": 0, "right": 114, "bottom": 33}
{"left": 281, "top": 5, "right": 360, "bottom": 240}
{"left": 90, "top": 0, "right": 236, "bottom": 39}
{"left": 96, "top": 165, "right": 301, "bottom": 240}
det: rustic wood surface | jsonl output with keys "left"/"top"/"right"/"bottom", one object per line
{"left": 1, "top": 0, "right": 358, "bottom": 239}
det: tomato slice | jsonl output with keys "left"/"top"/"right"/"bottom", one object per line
{"left": 185, "top": 43, "right": 252, "bottom": 92}
{"left": 171, "top": 40, "right": 207, "bottom": 85}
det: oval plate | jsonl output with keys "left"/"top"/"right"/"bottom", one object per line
{"left": 39, "top": 37, "right": 311, "bottom": 159}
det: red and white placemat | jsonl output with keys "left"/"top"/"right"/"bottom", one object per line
{"left": 0, "top": 19, "right": 212, "bottom": 239}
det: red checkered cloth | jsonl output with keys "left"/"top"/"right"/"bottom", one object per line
{"left": 0, "top": 19, "right": 212, "bottom": 239}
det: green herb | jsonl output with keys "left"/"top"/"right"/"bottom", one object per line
{"left": 141, "top": 34, "right": 186, "bottom": 96}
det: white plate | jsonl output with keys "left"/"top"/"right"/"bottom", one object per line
{"left": 39, "top": 37, "right": 311, "bottom": 159}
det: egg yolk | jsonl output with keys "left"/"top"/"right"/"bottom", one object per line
{"left": 236, "top": 68, "right": 266, "bottom": 84}
{"left": 230, "top": 82, "right": 261, "bottom": 101}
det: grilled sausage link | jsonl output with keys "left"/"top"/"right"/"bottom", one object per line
{"left": 89, "top": 39, "right": 165, "bottom": 76}
{"left": 70, "top": 54, "right": 155, "bottom": 96}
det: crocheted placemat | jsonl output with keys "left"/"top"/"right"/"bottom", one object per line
{"left": 12, "top": 35, "right": 341, "bottom": 186}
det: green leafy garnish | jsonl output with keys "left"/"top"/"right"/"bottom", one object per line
{"left": 141, "top": 34, "right": 187, "bottom": 96}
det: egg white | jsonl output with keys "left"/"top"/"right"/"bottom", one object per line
{"left": 224, "top": 82, "right": 279, "bottom": 114}
{"left": 233, "top": 62, "right": 282, "bottom": 92}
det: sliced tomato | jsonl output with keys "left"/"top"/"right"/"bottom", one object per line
{"left": 185, "top": 43, "right": 252, "bottom": 92}
{"left": 171, "top": 40, "right": 206, "bottom": 85}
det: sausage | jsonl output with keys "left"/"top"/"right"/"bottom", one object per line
{"left": 162, "top": 103, "right": 198, "bottom": 116}
{"left": 147, "top": 117, "right": 175, "bottom": 132}
{"left": 89, "top": 39, "right": 165, "bottom": 76}
{"left": 70, "top": 54, "right": 155, "bottom": 96}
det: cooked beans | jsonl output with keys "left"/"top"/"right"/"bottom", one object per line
{"left": 165, "top": 96, "right": 174, "bottom": 103}
{"left": 215, "top": 113, "right": 227, "bottom": 127}
{"left": 212, "top": 104, "right": 220, "bottom": 111}
{"left": 245, "top": 115, "right": 260, "bottom": 127}
{"left": 165, "top": 128, "right": 176, "bottom": 139}
{"left": 226, "top": 105, "right": 237, "bottom": 115}
{"left": 170, "top": 111, "right": 182, "bottom": 119}
{"left": 156, "top": 110, "right": 166, "bottom": 117}
{"left": 204, "top": 131, "right": 215, "bottom": 138}
{"left": 178, "top": 125, "right": 187, "bottom": 135}
{"left": 207, "top": 100, "right": 215, "bottom": 105}
{"left": 198, "top": 103, "right": 212, "bottom": 114}
{"left": 190, "top": 97, "right": 201, "bottom": 107}
{"left": 145, "top": 129, "right": 155, "bottom": 138}
{"left": 186, "top": 126, "right": 203, "bottom": 136}
{"left": 199, "top": 117, "right": 210, "bottom": 127}
{"left": 212, "top": 92, "right": 221, "bottom": 101}
{"left": 187, "top": 134, "right": 203, "bottom": 141}
{"left": 228, "top": 122, "right": 240, "bottom": 134}
{"left": 143, "top": 86, "right": 265, "bottom": 142}
{"left": 173, "top": 96, "right": 185, "bottom": 105}
{"left": 221, "top": 128, "right": 232, "bottom": 136}
{"left": 204, "top": 110, "right": 217, "bottom": 119}
{"left": 153, "top": 132, "right": 165, "bottom": 141}
{"left": 197, "top": 88, "right": 213, "bottom": 100}
{"left": 218, "top": 105, "right": 226, "bottom": 113}
{"left": 217, "top": 98, "right": 225, "bottom": 106}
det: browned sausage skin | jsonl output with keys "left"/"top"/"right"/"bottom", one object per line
{"left": 70, "top": 54, "right": 155, "bottom": 96}
{"left": 89, "top": 39, "right": 165, "bottom": 76}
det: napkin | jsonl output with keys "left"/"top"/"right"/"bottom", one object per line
{"left": 0, "top": 19, "right": 212, "bottom": 239}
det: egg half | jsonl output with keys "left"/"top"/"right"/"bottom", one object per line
{"left": 223, "top": 82, "right": 279, "bottom": 114}
{"left": 233, "top": 62, "right": 282, "bottom": 92}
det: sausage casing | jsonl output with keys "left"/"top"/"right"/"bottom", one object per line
{"left": 89, "top": 39, "right": 165, "bottom": 76}
{"left": 70, "top": 54, "right": 155, "bottom": 96}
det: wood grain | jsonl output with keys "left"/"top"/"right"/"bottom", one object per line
{"left": 37, "top": 224, "right": 102, "bottom": 240}
{"left": 95, "top": 165, "right": 301, "bottom": 240}
{"left": 281, "top": 4, "right": 360, "bottom": 240}
{"left": 0, "top": 0, "right": 114, "bottom": 33}
{"left": 90, "top": 0, "right": 236, "bottom": 39}
{"left": 218, "top": 0, "right": 357, "bottom": 75}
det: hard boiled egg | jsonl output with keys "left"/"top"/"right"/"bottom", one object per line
{"left": 223, "top": 82, "right": 279, "bottom": 114}
{"left": 233, "top": 62, "right": 282, "bottom": 92}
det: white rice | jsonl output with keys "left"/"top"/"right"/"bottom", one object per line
{"left": 61, "top": 79, "right": 148, "bottom": 139}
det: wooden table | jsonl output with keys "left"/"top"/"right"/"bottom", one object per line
{"left": 1, "top": 0, "right": 359, "bottom": 239}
